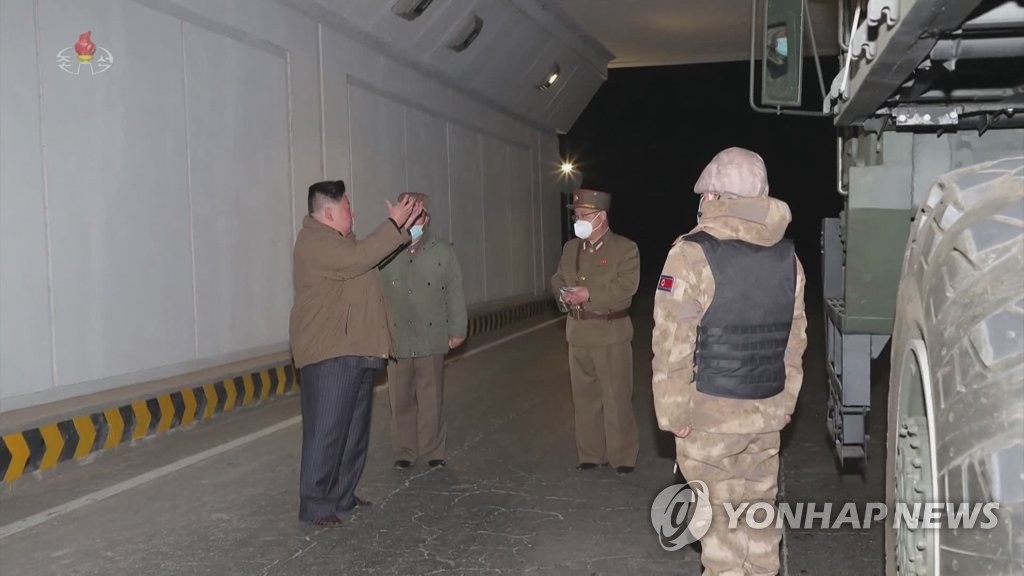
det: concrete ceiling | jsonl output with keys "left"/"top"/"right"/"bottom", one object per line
{"left": 547, "top": 0, "right": 840, "bottom": 68}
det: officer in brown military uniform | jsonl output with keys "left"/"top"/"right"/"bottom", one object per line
{"left": 652, "top": 147, "right": 807, "bottom": 575}
{"left": 551, "top": 189, "right": 641, "bottom": 475}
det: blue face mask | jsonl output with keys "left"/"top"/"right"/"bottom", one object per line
{"left": 775, "top": 37, "right": 788, "bottom": 57}
{"left": 410, "top": 224, "right": 424, "bottom": 241}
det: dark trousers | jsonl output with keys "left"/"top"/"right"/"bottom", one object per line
{"left": 298, "top": 355, "right": 383, "bottom": 521}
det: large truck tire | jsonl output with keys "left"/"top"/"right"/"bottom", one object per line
{"left": 885, "top": 156, "right": 1023, "bottom": 576}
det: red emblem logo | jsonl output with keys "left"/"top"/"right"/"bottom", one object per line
{"left": 57, "top": 31, "right": 114, "bottom": 75}
{"left": 657, "top": 275, "right": 674, "bottom": 292}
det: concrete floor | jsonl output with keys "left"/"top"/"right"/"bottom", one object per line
{"left": 0, "top": 294, "right": 887, "bottom": 575}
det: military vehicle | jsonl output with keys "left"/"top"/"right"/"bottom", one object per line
{"left": 753, "top": 0, "right": 1023, "bottom": 573}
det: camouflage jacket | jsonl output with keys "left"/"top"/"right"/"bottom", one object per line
{"left": 651, "top": 197, "right": 807, "bottom": 434}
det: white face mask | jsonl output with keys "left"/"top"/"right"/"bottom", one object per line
{"left": 573, "top": 219, "right": 593, "bottom": 239}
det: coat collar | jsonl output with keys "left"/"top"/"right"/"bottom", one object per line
{"left": 584, "top": 230, "right": 612, "bottom": 253}
{"left": 303, "top": 215, "right": 353, "bottom": 240}
{"left": 407, "top": 229, "right": 437, "bottom": 254}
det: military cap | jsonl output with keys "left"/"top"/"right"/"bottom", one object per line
{"left": 569, "top": 188, "right": 611, "bottom": 211}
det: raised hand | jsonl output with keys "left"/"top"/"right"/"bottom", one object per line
{"left": 386, "top": 196, "right": 416, "bottom": 228}
{"left": 406, "top": 201, "right": 424, "bottom": 229}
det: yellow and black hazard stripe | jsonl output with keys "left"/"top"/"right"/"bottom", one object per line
{"left": 466, "top": 297, "right": 559, "bottom": 338}
{"left": 0, "top": 364, "right": 296, "bottom": 484}
{"left": 0, "top": 298, "right": 555, "bottom": 485}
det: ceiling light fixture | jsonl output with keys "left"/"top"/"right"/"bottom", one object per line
{"left": 538, "top": 63, "right": 560, "bottom": 91}
{"left": 447, "top": 13, "right": 484, "bottom": 52}
{"left": 392, "top": 0, "right": 435, "bottom": 21}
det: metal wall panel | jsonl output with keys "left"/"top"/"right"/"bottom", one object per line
{"left": 185, "top": 24, "right": 293, "bottom": 358}
{"left": 448, "top": 125, "right": 488, "bottom": 304}
{"left": 482, "top": 137, "right": 513, "bottom": 300}
{"left": 40, "top": 0, "right": 196, "bottom": 387}
{"left": 509, "top": 146, "right": 536, "bottom": 296}
{"left": 348, "top": 85, "right": 408, "bottom": 238}
{"left": 538, "top": 133, "right": 565, "bottom": 287}
{"left": 0, "top": 0, "right": 54, "bottom": 401}
{"left": 405, "top": 107, "right": 452, "bottom": 241}
{"left": 531, "top": 133, "right": 548, "bottom": 294}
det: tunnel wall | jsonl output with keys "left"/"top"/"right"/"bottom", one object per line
{"left": 1, "top": 0, "right": 600, "bottom": 412}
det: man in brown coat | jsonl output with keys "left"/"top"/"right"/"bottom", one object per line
{"left": 551, "top": 189, "right": 641, "bottom": 475}
{"left": 652, "top": 147, "right": 807, "bottom": 575}
{"left": 290, "top": 180, "right": 422, "bottom": 526}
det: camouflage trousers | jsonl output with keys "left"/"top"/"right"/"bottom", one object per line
{"left": 677, "top": 430, "right": 782, "bottom": 576}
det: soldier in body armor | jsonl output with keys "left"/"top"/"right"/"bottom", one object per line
{"left": 652, "top": 147, "right": 808, "bottom": 575}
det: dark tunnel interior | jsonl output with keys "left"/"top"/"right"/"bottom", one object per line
{"left": 559, "top": 57, "right": 844, "bottom": 302}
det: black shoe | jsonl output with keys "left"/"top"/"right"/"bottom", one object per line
{"left": 312, "top": 514, "right": 343, "bottom": 527}
{"left": 576, "top": 462, "right": 600, "bottom": 471}
{"left": 615, "top": 466, "right": 635, "bottom": 475}
{"left": 338, "top": 494, "right": 373, "bottom": 514}
{"left": 394, "top": 459, "right": 412, "bottom": 470}
{"left": 428, "top": 459, "right": 446, "bottom": 468}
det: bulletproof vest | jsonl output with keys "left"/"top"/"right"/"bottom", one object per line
{"left": 684, "top": 231, "right": 795, "bottom": 400}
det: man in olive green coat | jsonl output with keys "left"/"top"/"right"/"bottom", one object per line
{"left": 381, "top": 192, "right": 467, "bottom": 470}
{"left": 551, "top": 189, "right": 641, "bottom": 474}
{"left": 290, "top": 180, "right": 422, "bottom": 526}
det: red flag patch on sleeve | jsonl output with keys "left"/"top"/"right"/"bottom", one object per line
{"left": 657, "top": 275, "right": 674, "bottom": 292}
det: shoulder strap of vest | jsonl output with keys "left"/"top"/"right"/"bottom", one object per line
{"left": 682, "top": 230, "right": 714, "bottom": 245}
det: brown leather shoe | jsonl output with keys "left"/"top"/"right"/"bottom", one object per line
{"left": 313, "top": 514, "right": 343, "bottom": 526}
{"left": 353, "top": 495, "right": 373, "bottom": 507}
